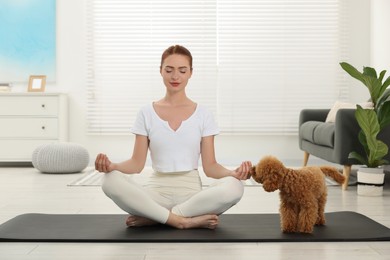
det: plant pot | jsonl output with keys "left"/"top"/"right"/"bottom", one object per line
{"left": 357, "top": 167, "right": 385, "bottom": 196}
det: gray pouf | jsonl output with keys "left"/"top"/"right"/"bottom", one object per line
{"left": 32, "top": 143, "right": 90, "bottom": 173}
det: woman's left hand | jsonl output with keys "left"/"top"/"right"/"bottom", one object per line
{"left": 232, "top": 161, "right": 253, "bottom": 180}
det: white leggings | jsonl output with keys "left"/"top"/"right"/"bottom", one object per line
{"left": 102, "top": 170, "right": 244, "bottom": 224}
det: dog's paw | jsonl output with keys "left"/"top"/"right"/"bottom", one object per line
{"left": 298, "top": 227, "right": 314, "bottom": 234}
{"left": 281, "top": 227, "right": 298, "bottom": 233}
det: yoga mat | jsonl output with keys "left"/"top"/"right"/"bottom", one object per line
{"left": 0, "top": 212, "right": 389, "bottom": 242}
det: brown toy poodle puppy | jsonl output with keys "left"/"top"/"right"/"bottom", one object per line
{"left": 251, "top": 156, "right": 345, "bottom": 234}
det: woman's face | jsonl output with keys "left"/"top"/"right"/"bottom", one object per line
{"left": 160, "top": 54, "right": 192, "bottom": 93}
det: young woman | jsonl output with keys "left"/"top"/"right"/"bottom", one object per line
{"left": 95, "top": 45, "right": 252, "bottom": 229}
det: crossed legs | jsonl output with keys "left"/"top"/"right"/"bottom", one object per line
{"left": 102, "top": 171, "right": 244, "bottom": 229}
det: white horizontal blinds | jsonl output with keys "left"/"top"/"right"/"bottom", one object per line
{"left": 86, "top": 0, "right": 217, "bottom": 134}
{"left": 337, "top": 0, "right": 350, "bottom": 100}
{"left": 86, "top": 0, "right": 347, "bottom": 135}
{"left": 217, "top": 0, "right": 347, "bottom": 134}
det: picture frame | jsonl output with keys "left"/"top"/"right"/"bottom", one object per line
{"left": 28, "top": 75, "right": 46, "bottom": 92}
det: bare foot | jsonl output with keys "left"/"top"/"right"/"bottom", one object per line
{"left": 167, "top": 213, "right": 219, "bottom": 230}
{"left": 126, "top": 215, "right": 158, "bottom": 227}
{"left": 185, "top": 215, "right": 219, "bottom": 229}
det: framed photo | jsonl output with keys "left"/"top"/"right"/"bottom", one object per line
{"left": 28, "top": 75, "right": 46, "bottom": 92}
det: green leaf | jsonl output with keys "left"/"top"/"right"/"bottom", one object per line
{"left": 358, "top": 130, "right": 369, "bottom": 156}
{"left": 383, "top": 75, "right": 390, "bottom": 89}
{"left": 378, "top": 70, "right": 387, "bottom": 83}
{"left": 378, "top": 77, "right": 390, "bottom": 101}
{"left": 348, "top": 151, "right": 367, "bottom": 165}
{"left": 354, "top": 106, "right": 389, "bottom": 167}
{"left": 368, "top": 140, "right": 388, "bottom": 167}
{"left": 340, "top": 62, "right": 366, "bottom": 85}
{"left": 377, "top": 88, "right": 390, "bottom": 110}
{"left": 355, "top": 106, "right": 380, "bottom": 141}
{"left": 362, "top": 76, "right": 382, "bottom": 105}
{"left": 363, "top": 66, "right": 377, "bottom": 78}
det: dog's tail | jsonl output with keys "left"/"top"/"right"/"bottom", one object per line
{"left": 320, "top": 166, "right": 345, "bottom": 185}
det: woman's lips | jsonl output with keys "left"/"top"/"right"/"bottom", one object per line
{"left": 170, "top": 82, "right": 180, "bottom": 87}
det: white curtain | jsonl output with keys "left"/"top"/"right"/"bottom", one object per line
{"left": 86, "top": 0, "right": 348, "bottom": 135}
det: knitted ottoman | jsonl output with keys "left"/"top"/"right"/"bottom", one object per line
{"left": 32, "top": 143, "right": 89, "bottom": 173}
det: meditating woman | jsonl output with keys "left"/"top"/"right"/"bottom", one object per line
{"left": 95, "top": 45, "right": 252, "bottom": 229}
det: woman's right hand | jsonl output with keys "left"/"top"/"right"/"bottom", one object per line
{"left": 232, "top": 161, "right": 252, "bottom": 180}
{"left": 95, "top": 153, "right": 116, "bottom": 173}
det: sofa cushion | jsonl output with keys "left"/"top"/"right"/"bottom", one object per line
{"left": 325, "top": 101, "right": 374, "bottom": 123}
{"left": 300, "top": 121, "right": 335, "bottom": 148}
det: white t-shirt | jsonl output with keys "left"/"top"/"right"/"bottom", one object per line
{"left": 131, "top": 103, "right": 219, "bottom": 173}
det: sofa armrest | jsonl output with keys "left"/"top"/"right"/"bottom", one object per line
{"left": 299, "top": 109, "right": 330, "bottom": 127}
{"left": 334, "top": 108, "right": 362, "bottom": 164}
{"left": 335, "top": 108, "right": 358, "bottom": 132}
{"left": 335, "top": 110, "right": 390, "bottom": 163}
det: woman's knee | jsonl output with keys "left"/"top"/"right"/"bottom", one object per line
{"left": 220, "top": 176, "right": 244, "bottom": 203}
{"left": 101, "top": 171, "right": 123, "bottom": 196}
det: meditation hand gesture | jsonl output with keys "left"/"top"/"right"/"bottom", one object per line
{"left": 95, "top": 153, "right": 116, "bottom": 173}
{"left": 232, "top": 161, "right": 252, "bottom": 180}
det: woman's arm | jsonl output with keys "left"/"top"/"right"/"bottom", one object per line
{"left": 200, "top": 136, "right": 252, "bottom": 180}
{"left": 95, "top": 134, "right": 149, "bottom": 174}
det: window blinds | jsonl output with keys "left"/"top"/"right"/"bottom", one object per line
{"left": 86, "top": 0, "right": 348, "bottom": 135}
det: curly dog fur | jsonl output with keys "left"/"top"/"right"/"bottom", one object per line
{"left": 251, "top": 156, "right": 345, "bottom": 233}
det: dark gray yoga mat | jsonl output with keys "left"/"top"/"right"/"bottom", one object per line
{"left": 0, "top": 211, "right": 389, "bottom": 242}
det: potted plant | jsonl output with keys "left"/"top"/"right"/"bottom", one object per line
{"left": 340, "top": 62, "right": 390, "bottom": 195}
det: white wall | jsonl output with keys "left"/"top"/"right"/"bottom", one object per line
{"left": 10, "top": 0, "right": 374, "bottom": 166}
{"left": 371, "top": 0, "right": 390, "bottom": 70}
{"left": 345, "top": 0, "right": 372, "bottom": 103}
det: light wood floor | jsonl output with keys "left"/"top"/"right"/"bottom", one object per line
{"left": 0, "top": 167, "right": 389, "bottom": 260}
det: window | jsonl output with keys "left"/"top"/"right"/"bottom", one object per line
{"left": 86, "top": 0, "right": 348, "bottom": 135}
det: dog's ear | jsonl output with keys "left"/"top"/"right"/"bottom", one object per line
{"left": 249, "top": 166, "right": 256, "bottom": 176}
{"left": 252, "top": 165, "right": 263, "bottom": 183}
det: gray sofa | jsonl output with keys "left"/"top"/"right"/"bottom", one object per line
{"left": 299, "top": 108, "right": 390, "bottom": 190}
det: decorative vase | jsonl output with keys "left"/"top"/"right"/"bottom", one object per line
{"left": 357, "top": 167, "right": 385, "bottom": 196}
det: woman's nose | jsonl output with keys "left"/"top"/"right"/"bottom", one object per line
{"left": 171, "top": 70, "right": 179, "bottom": 79}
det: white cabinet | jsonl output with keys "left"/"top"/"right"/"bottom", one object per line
{"left": 0, "top": 93, "right": 68, "bottom": 162}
